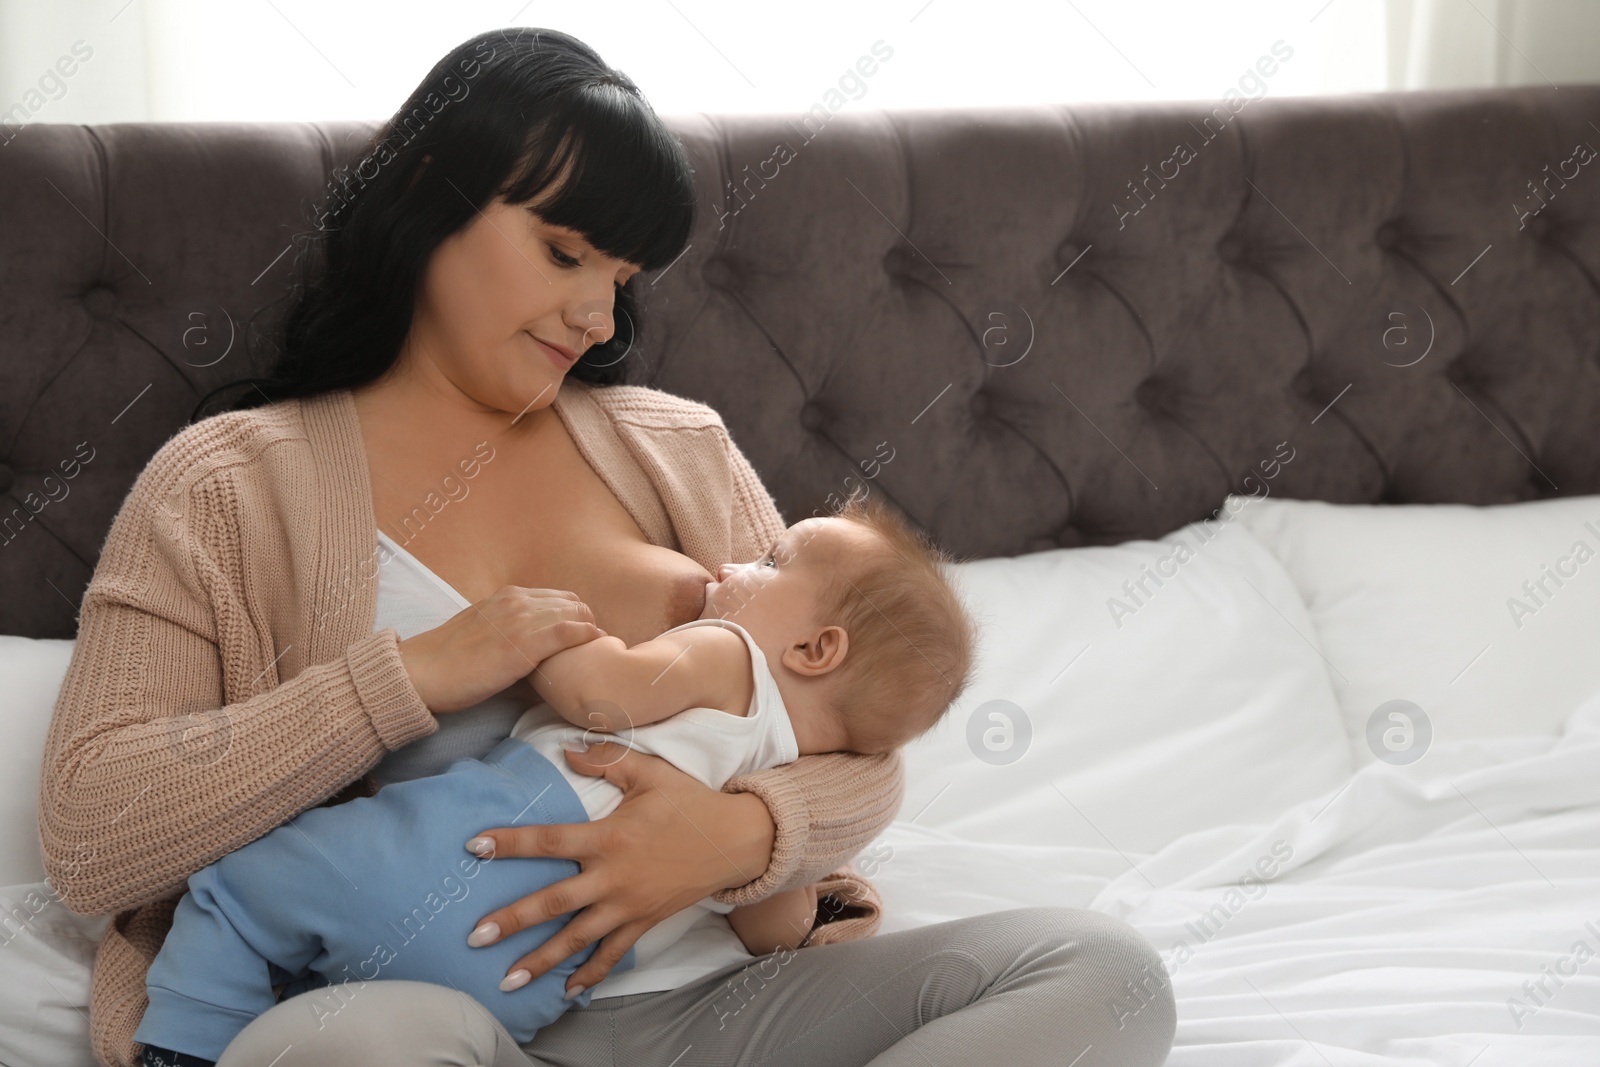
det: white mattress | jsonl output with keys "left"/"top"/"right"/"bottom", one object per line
{"left": 12, "top": 706, "right": 1597, "bottom": 1067}
{"left": 871, "top": 687, "right": 1600, "bottom": 1064}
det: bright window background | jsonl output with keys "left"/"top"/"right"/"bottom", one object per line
{"left": 0, "top": 0, "right": 1597, "bottom": 126}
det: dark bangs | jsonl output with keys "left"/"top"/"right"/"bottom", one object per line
{"left": 492, "top": 73, "right": 696, "bottom": 381}
{"left": 502, "top": 85, "right": 696, "bottom": 275}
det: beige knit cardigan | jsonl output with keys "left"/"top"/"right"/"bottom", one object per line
{"left": 36, "top": 380, "right": 904, "bottom": 1067}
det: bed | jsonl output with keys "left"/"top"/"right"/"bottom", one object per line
{"left": 3, "top": 84, "right": 1599, "bottom": 1065}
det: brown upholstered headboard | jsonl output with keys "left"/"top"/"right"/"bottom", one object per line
{"left": 4, "top": 85, "right": 1599, "bottom": 639}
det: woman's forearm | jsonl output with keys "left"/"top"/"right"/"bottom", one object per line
{"left": 712, "top": 790, "right": 778, "bottom": 890}
{"left": 710, "top": 748, "right": 905, "bottom": 908}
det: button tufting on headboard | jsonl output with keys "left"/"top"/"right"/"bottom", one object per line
{"left": 882, "top": 246, "right": 924, "bottom": 281}
{"left": 1054, "top": 239, "right": 1090, "bottom": 271}
{"left": 798, "top": 401, "right": 826, "bottom": 432}
{"left": 1132, "top": 378, "right": 1167, "bottom": 414}
{"left": 81, "top": 286, "right": 116, "bottom": 320}
{"left": 3, "top": 86, "right": 1600, "bottom": 638}
{"left": 700, "top": 257, "right": 737, "bottom": 289}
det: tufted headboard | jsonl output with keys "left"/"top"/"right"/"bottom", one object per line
{"left": 4, "top": 85, "right": 1600, "bottom": 639}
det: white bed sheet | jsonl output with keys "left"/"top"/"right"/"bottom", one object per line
{"left": 873, "top": 687, "right": 1600, "bottom": 1065}
{"left": 6, "top": 646, "right": 1597, "bottom": 1066}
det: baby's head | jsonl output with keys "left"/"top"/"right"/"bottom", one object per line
{"left": 700, "top": 494, "right": 977, "bottom": 755}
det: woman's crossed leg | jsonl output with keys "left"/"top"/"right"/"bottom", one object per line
{"left": 214, "top": 907, "right": 1175, "bottom": 1067}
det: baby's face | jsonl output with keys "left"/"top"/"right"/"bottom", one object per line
{"left": 699, "top": 517, "right": 865, "bottom": 638}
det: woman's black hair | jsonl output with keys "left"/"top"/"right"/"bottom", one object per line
{"left": 193, "top": 27, "right": 696, "bottom": 421}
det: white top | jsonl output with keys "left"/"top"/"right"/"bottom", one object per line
{"left": 369, "top": 530, "right": 798, "bottom": 999}
{"left": 511, "top": 616, "right": 799, "bottom": 997}
{"left": 511, "top": 616, "right": 800, "bottom": 819}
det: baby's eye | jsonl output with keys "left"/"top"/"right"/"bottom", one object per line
{"left": 549, "top": 245, "right": 580, "bottom": 268}
{"left": 762, "top": 552, "right": 777, "bottom": 568}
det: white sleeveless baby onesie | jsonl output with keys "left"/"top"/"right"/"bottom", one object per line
{"left": 511, "top": 616, "right": 800, "bottom": 998}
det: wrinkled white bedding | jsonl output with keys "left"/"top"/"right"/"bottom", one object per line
{"left": 11, "top": 701, "right": 1597, "bottom": 1067}
{"left": 873, "top": 689, "right": 1600, "bottom": 1065}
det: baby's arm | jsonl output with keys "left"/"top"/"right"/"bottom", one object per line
{"left": 529, "top": 626, "right": 752, "bottom": 733}
{"left": 727, "top": 883, "right": 820, "bottom": 955}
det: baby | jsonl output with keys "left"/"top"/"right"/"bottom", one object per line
{"left": 133, "top": 493, "right": 977, "bottom": 1067}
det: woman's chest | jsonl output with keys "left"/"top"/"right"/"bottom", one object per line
{"left": 364, "top": 410, "right": 713, "bottom": 641}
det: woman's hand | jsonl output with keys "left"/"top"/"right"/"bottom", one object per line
{"left": 460, "top": 740, "right": 778, "bottom": 997}
{"left": 397, "top": 587, "right": 606, "bottom": 713}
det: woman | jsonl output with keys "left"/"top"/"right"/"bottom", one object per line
{"left": 38, "top": 27, "right": 1175, "bottom": 1067}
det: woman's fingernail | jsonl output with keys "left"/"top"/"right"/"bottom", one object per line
{"left": 466, "top": 837, "right": 494, "bottom": 855}
{"left": 560, "top": 736, "right": 589, "bottom": 752}
{"left": 468, "top": 922, "right": 500, "bottom": 947}
{"left": 500, "top": 969, "right": 531, "bottom": 992}
{"left": 563, "top": 983, "right": 586, "bottom": 1001}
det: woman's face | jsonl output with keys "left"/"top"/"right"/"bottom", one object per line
{"left": 404, "top": 192, "right": 642, "bottom": 415}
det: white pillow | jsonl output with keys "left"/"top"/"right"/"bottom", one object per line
{"left": 0, "top": 637, "right": 76, "bottom": 887}
{"left": 1229, "top": 493, "right": 1600, "bottom": 763}
{"left": 904, "top": 516, "right": 1352, "bottom": 855}
{"left": 0, "top": 879, "right": 108, "bottom": 1067}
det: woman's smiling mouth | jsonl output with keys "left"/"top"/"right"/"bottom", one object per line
{"left": 527, "top": 331, "right": 577, "bottom": 368}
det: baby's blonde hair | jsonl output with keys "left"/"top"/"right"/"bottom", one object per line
{"left": 806, "top": 492, "right": 977, "bottom": 754}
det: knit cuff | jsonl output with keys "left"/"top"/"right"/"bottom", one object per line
{"left": 709, "top": 767, "right": 811, "bottom": 908}
{"left": 806, "top": 870, "right": 883, "bottom": 940}
{"left": 347, "top": 628, "right": 437, "bottom": 751}
{"left": 805, "top": 864, "right": 883, "bottom": 946}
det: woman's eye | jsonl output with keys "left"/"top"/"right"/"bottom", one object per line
{"left": 549, "top": 245, "right": 580, "bottom": 268}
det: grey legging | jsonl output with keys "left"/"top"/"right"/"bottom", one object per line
{"left": 212, "top": 906, "right": 1176, "bottom": 1066}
